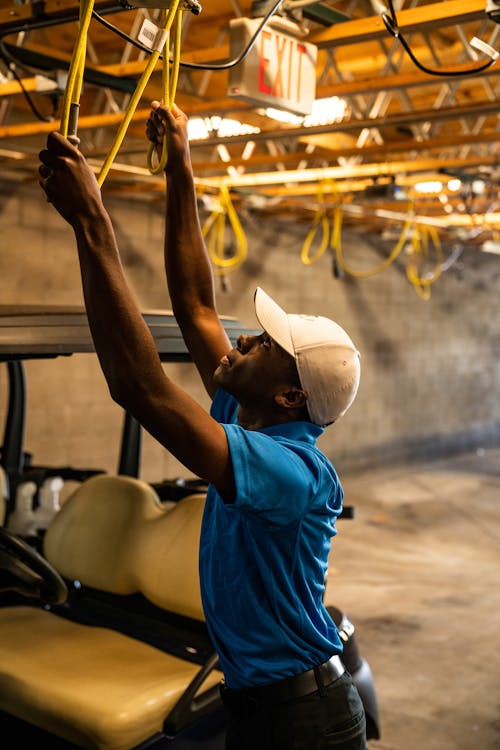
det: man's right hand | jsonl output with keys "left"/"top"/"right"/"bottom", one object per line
{"left": 146, "top": 101, "right": 191, "bottom": 174}
{"left": 39, "top": 132, "right": 104, "bottom": 225}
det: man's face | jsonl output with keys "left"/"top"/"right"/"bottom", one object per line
{"left": 213, "top": 331, "right": 297, "bottom": 402}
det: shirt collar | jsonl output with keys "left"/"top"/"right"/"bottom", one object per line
{"left": 260, "top": 420, "right": 324, "bottom": 445}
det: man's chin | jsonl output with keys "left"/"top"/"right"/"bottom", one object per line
{"left": 213, "top": 369, "right": 235, "bottom": 394}
{"left": 213, "top": 368, "right": 227, "bottom": 387}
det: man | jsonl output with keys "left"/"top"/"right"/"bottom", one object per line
{"left": 38, "top": 100, "right": 366, "bottom": 750}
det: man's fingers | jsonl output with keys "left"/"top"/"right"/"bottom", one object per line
{"left": 46, "top": 130, "right": 78, "bottom": 154}
{"left": 39, "top": 131, "right": 79, "bottom": 170}
{"left": 39, "top": 163, "right": 53, "bottom": 180}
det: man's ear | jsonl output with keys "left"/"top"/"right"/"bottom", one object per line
{"left": 275, "top": 388, "right": 308, "bottom": 410}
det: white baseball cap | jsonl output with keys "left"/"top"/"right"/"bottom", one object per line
{"left": 254, "top": 287, "right": 360, "bottom": 426}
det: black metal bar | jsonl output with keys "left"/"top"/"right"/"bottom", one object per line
{"left": 2, "top": 42, "right": 138, "bottom": 95}
{"left": 2, "top": 361, "right": 26, "bottom": 475}
{"left": 118, "top": 411, "right": 142, "bottom": 477}
{"left": 0, "top": 2, "right": 126, "bottom": 40}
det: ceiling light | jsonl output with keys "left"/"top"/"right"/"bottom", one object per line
{"left": 264, "top": 96, "right": 347, "bottom": 127}
{"left": 187, "top": 117, "right": 260, "bottom": 141}
{"left": 264, "top": 108, "right": 303, "bottom": 125}
{"left": 216, "top": 144, "right": 231, "bottom": 163}
{"left": 303, "top": 96, "right": 347, "bottom": 126}
{"left": 447, "top": 179, "right": 462, "bottom": 191}
{"left": 481, "top": 240, "right": 500, "bottom": 255}
{"left": 414, "top": 180, "right": 442, "bottom": 194}
{"left": 242, "top": 141, "right": 256, "bottom": 160}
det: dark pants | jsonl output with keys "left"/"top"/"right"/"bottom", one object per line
{"left": 220, "top": 670, "right": 367, "bottom": 750}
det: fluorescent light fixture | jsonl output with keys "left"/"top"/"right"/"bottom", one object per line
{"left": 304, "top": 96, "right": 347, "bottom": 126}
{"left": 216, "top": 144, "right": 231, "bottom": 163}
{"left": 414, "top": 180, "right": 443, "bottom": 194}
{"left": 265, "top": 96, "right": 347, "bottom": 127}
{"left": 187, "top": 117, "right": 260, "bottom": 141}
{"left": 447, "top": 179, "right": 461, "bottom": 191}
{"left": 481, "top": 240, "right": 500, "bottom": 255}
{"left": 265, "top": 107, "right": 303, "bottom": 125}
{"left": 241, "top": 140, "right": 256, "bottom": 160}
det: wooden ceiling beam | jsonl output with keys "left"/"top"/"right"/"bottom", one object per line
{"left": 308, "top": 0, "right": 488, "bottom": 49}
{"left": 187, "top": 130, "right": 500, "bottom": 172}
{"left": 194, "top": 153, "right": 500, "bottom": 189}
{"left": 1, "top": 95, "right": 498, "bottom": 141}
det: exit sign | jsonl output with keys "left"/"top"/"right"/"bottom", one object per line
{"left": 228, "top": 18, "right": 317, "bottom": 116}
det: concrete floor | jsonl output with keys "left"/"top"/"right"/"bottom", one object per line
{"left": 325, "top": 446, "right": 500, "bottom": 750}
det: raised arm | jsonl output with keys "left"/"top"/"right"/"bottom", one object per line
{"left": 38, "top": 132, "right": 234, "bottom": 490}
{"left": 147, "top": 101, "right": 231, "bottom": 397}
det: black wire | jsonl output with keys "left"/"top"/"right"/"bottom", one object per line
{"left": 382, "top": 0, "right": 497, "bottom": 77}
{"left": 92, "top": 0, "right": 284, "bottom": 71}
{"left": 0, "top": 42, "right": 57, "bottom": 122}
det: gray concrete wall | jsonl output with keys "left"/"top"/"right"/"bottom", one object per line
{"left": 1, "top": 181, "right": 499, "bottom": 486}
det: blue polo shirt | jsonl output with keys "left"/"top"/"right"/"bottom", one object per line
{"left": 199, "top": 388, "right": 344, "bottom": 689}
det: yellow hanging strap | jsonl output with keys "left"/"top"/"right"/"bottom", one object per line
{"left": 405, "top": 223, "right": 443, "bottom": 300}
{"left": 146, "top": 9, "right": 182, "bottom": 174}
{"left": 59, "top": 0, "right": 95, "bottom": 146}
{"left": 301, "top": 181, "right": 337, "bottom": 266}
{"left": 201, "top": 186, "right": 248, "bottom": 276}
{"left": 334, "top": 200, "right": 414, "bottom": 278}
{"left": 98, "top": 0, "right": 182, "bottom": 186}
{"left": 330, "top": 196, "right": 343, "bottom": 255}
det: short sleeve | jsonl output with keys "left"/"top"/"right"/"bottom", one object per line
{"left": 222, "top": 423, "right": 334, "bottom": 526}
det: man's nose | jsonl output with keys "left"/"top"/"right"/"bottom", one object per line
{"left": 237, "top": 334, "right": 256, "bottom": 353}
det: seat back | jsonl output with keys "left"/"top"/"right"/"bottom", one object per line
{"left": 43, "top": 474, "right": 206, "bottom": 621}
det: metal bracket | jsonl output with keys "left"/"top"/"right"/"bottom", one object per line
{"left": 119, "top": 0, "right": 202, "bottom": 14}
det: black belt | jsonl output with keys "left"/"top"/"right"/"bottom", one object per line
{"left": 221, "top": 655, "right": 345, "bottom": 707}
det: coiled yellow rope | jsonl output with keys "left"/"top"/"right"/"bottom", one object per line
{"left": 60, "top": 0, "right": 184, "bottom": 184}
{"left": 59, "top": 0, "right": 95, "bottom": 146}
{"left": 405, "top": 223, "right": 443, "bottom": 299}
{"left": 201, "top": 186, "right": 248, "bottom": 275}
{"left": 98, "top": 0, "right": 182, "bottom": 186}
{"left": 146, "top": 7, "right": 182, "bottom": 175}
{"left": 300, "top": 181, "right": 342, "bottom": 266}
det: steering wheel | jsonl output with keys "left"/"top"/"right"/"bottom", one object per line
{"left": 0, "top": 526, "right": 67, "bottom": 605}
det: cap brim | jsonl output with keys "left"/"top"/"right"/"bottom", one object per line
{"left": 254, "top": 287, "right": 294, "bottom": 356}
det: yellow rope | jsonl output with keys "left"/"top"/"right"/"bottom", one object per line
{"left": 300, "top": 181, "right": 338, "bottom": 266}
{"left": 405, "top": 224, "right": 443, "bottom": 299}
{"left": 202, "top": 187, "right": 248, "bottom": 275}
{"left": 98, "top": 0, "right": 182, "bottom": 186}
{"left": 59, "top": 0, "right": 186, "bottom": 185}
{"left": 146, "top": 9, "right": 183, "bottom": 175}
{"left": 59, "top": 0, "right": 94, "bottom": 145}
{"left": 335, "top": 201, "right": 414, "bottom": 278}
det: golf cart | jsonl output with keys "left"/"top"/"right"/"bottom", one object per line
{"left": 0, "top": 305, "right": 380, "bottom": 748}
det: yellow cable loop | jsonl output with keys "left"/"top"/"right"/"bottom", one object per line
{"left": 406, "top": 224, "right": 443, "bottom": 299}
{"left": 330, "top": 203, "right": 343, "bottom": 254}
{"left": 300, "top": 181, "right": 336, "bottom": 266}
{"left": 60, "top": 0, "right": 95, "bottom": 143}
{"left": 97, "top": 0, "right": 182, "bottom": 186}
{"left": 335, "top": 200, "right": 414, "bottom": 278}
{"left": 146, "top": 9, "right": 183, "bottom": 175}
{"left": 202, "top": 187, "right": 248, "bottom": 275}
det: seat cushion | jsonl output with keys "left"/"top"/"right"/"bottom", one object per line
{"left": 0, "top": 606, "right": 222, "bottom": 750}
{"left": 43, "top": 476, "right": 206, "bottom": 621}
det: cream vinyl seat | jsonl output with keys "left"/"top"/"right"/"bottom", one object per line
{"left": 0, "top": 474, "right": 222, "bottom": 750}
